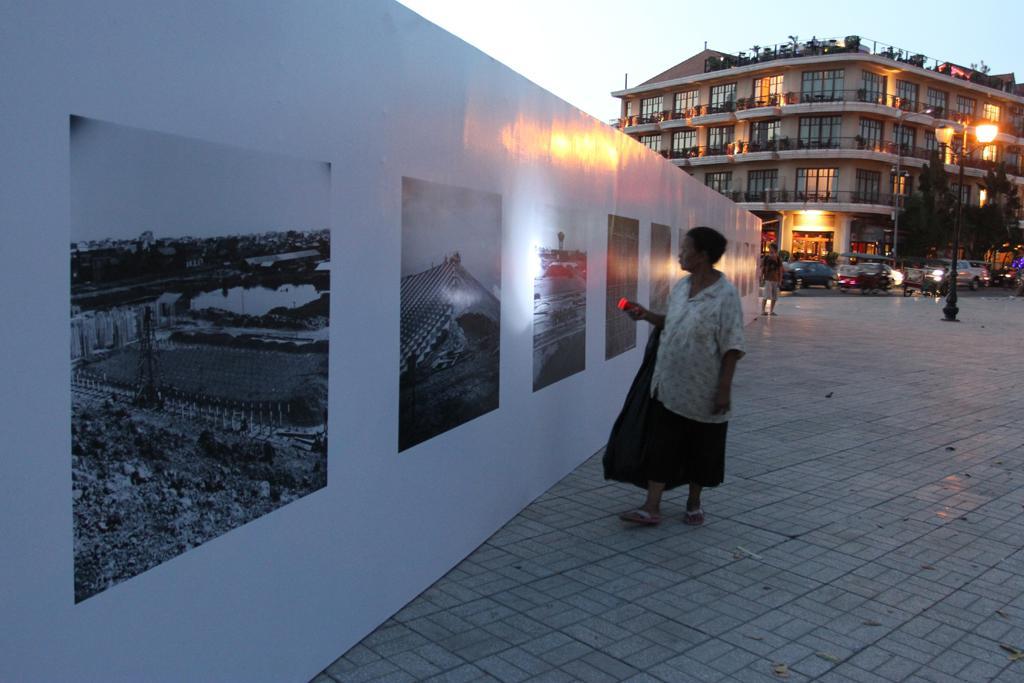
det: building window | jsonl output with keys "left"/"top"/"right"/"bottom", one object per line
{"left": 709, "top": 83, "right": 737, "bottom": 113}
{"left": 706, "top": 125, "right": 735, "bottom": 153}
{"left": 895, "top": 80, "right": 918, "bottom": 109}
{"left": 640, "top": 96, "right": 663, "bottom": 122}
{"left": 749, "top": 120, "right": 780, "bottom": 150}
{"left": 952, "top": 183, "right": 972, "bottom": 205}
{"left": 796, "top": 168, "right": 838, "bottom": 200}
{"left": 855, "top": 169, "right": 881, "bottom": 203}
{"left": 926, "top": 88, "right": 948, "bottom": 116}
{"left": 802, "top": 69, "right": 845, "bottom": 102}
{"left": 705, "top": 171, "right": 732, "bottom": 194}
{"left": 982, "top": 103, "right": 1000, "bottom": 122}
{"left": 752, "top": 75, "right": 783, "bottom": 105}
{"left": 893, "top": 122, "right": 916, "bottom": 152}
{"left": 924, "top": 130, "right": 937, "bottom": 152}
{"left": 747, "top": 169, "right": 779, "bottom": 200}
{"left": 861, "top": 71, "right": 886, "bottom": 104}
{"left": 671, "top": 129, "right": 697, "bottom": 156}
{"left": 890, "top": 171, "right": 911, "bottom": 196}
{"left": 858, "top": 118, "right": 883, "bottom": 149}
{"left": 674, "top": 89, "right": 699, "bottom": 114}
{"left": 957, "top": 95, "right": 976, "bottom": 117}
{"left": 639, "top": 134, "right": 661, "bottom": 152}
{"left": 798, "top": 115, "right": 841, "bottom": 149}
{"left": 981, "top": 144, "right": 998, "bottom": 162}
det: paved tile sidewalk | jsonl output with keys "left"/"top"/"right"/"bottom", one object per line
{"left": 318, "top": 293, "right": 1024, "bottom": 682}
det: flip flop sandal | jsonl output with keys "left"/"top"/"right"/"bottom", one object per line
{"left": 619, "top": 509, "right": 661, "bottom": 525}
{"left": 683, "top": 508, "right": 705, "bottom": 525}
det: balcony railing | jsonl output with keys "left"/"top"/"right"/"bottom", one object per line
{"left": 620, "top": 91, "right": 1024, "bottom": 138}
{"left": 711, "top": 187, "right": 996, "bottom": 208}
{"left": 701, "top": 35, "right": 1018, "bottom": 94}
{"left": 737, "top": 189, "right": 897, "bottom": 205}
{"left": 656, "top": 136, "right": 1021, "bottom": 176}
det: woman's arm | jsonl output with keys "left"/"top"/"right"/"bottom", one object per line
{"left": 626, "top": 304, "right": 665, "bottom": 329}
{"left": 712, "top": 349, "right": 742, "bottom": 414}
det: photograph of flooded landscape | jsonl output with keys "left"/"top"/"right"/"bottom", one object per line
{"left": 533, "top": 209, "right": 587, "bottom": 392}
{"left": 605, "top": 214, "right": 639, "bottom": 360}
{"left": 70, "top": 116, "right": 331, "bottom": 602}
{"left": 399, "top": 177, "right": 501, "bottom": 452}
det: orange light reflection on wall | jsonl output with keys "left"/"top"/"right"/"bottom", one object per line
{"left": 491, "top": 114, "right": 641, "bottom": 172}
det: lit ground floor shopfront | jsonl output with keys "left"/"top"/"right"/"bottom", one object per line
{"left": 752, "top": 210, "right": 894, "bottom": 258}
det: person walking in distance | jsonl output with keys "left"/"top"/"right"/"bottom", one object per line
{"left": 760, "top": 242, "right": 783, "bottom": 316}
{"left": 617, "top": 227, "right": 745, "bottom": 526}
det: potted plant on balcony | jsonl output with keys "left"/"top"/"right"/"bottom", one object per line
{"left": 843, "top": 35, "right": 860, "bottom": 52}
{"left": 854, "top": 134, "right": 866, "bottom": 150}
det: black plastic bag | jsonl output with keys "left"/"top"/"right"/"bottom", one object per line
{"left": 603, "top": 329, "right": 660, "bottom": 488}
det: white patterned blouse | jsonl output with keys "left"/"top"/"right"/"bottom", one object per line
{"left": 650, "top": 274, "right": 746, "bottom": 424}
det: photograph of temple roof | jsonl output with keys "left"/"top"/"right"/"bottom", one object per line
{"left": 399, "top": 177, "right": 501, "bottom": 451}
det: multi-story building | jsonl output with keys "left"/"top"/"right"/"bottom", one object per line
{"left": 613, "top": 36, "right": 1024, "bottom": 259}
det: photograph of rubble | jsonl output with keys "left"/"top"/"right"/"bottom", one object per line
{"left": 605, "top": 214, "right": 639, "bottom": 359}
{"left": 533, "top": 209, "right": 587, "bottom": 392}
{"left": 399, "top": 177, "right": 501, "bottom": 452}
{"left": 70, "top": 116, "right": 331, "bottom": 602}
{"left": 649, "top": 222, "right": 673, "bottom": 314}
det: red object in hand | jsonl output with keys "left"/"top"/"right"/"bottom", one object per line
{"left": 617, "top": 297, "right": 631, "bottom": 310}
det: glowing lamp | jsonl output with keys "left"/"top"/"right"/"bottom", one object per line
{"left": 934, "top": 125, "right": 955, "bottom": 146}
{"left": 975, "top": 124, "right": 998, "bottom": 144}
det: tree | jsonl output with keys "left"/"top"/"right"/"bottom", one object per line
{"left": 897, "top": 151, "right": 956, "bottom": 257}
{"left": 964, "top": 163, "right": 1023, "bottom": 259}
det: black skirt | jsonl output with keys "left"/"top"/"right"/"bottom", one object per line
{"left": 643, "top": 398, "right": 728, "bottom": 490}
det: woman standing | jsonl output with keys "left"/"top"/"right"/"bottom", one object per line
{"left": 619, "top": 226, "right": 746, "bottom": 526}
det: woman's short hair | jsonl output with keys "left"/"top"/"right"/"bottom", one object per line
{"left": 686, "top": 226, "right": 728, "bottom": 264}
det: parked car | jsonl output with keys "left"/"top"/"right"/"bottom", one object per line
{"left": 838, "top": 263, "right": 893, "bottom": 293}
{"left": 931, "top": 258, "right": 984, "bottom": 290}
{"left": 965, "top": 260, "right": 992, "bottom": 287}
{"left": 902, "top": 260, "right": 947, "bottom": 296}
{"left": 836, "top": 265, "right": 859, "bottom": 290}
{"left": 780, "top": 262, "right": 801, "bottom": 291}
{"left": 992, "top": 266, "right": 1019, "bottom": 288}
{"left": 787, "top": 260, "right": 837, "bottom": 288}
{"left": 854, "top": 262, "right": 893, "bottom": 294}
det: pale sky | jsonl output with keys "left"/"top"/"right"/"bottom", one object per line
{"left": 397, "top": 0, "right": 1022, "bottom": 123}
{"left": 70, "top": 117, "right": 330, "bottom": 242}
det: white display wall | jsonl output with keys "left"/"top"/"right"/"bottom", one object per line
{"left": 0, "top": 1, "right": 760, "bottom": 680}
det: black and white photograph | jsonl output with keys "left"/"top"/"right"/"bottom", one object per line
{"left": 70, "top": 117, "right": 331, "bottom": 602}
{"left": 605, "top": 214, "right": 639, "bottom": 359}
{"left": 399, "top": 177, "right": 501, "bottom": 452}
{"left": 532, "top": 208, "right": 587, "bottom": 391}
{"left": 649, "top": 222, "right": 673, "bottom": 314}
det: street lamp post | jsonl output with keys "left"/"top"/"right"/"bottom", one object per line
{"left": 892, "top": 111, "right": 908, "bottom": 259}
{"left": 934, "top": 122, "right": 999, "bottom": 321}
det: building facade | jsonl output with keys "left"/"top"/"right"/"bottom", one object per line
{"left": 613, "top": 37, "right": 1024, "bottom": 259}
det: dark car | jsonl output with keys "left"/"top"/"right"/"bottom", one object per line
{"left": 992, "top": 267, "right": 1019, "bottom": 288}
{"left": 854, "top": 262, "right": 893, "bottom": 294}
{"left": 780, "top": 262, "right": 800, "bottom": 291}
{"left": 787, "top": 261, "right": 837, "bottom": 288}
